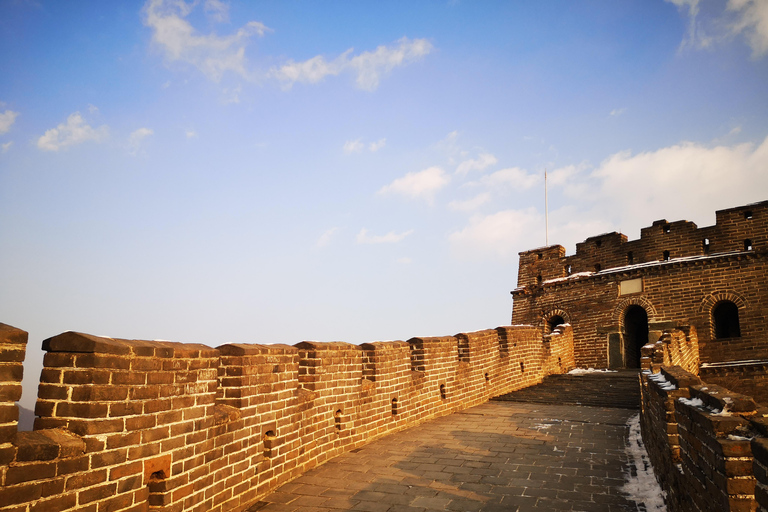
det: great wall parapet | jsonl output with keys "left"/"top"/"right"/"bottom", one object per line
{"left": 0, "top": 322, "right": 574, "bottom": 512}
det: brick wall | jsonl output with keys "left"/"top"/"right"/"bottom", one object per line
{"left": 0, "top": 322, "right": 573, "bottom": 512}
{"left": 641, "top": 365, "right": 767, "bottom": 512}
{"left": 701, "top": 362, "right": 768, "bottom": 406}
{"left": 512, "top": 201, "right": 768, "bottom": 368}
{"left": 641, "top": 327, "right": 700, "bottom": 375}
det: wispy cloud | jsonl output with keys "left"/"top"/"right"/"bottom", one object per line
{"left": 479, "top": 167, "right": 540, "bottom": 190}
{"left": 356, "top": 228, "right": 414, "bottom": 244}
{"left": 455, "top": 153, "right": 497, "bottom": 175}
{"left": 666, "top": 0, "right": 712, "bottom": 51}
{"left": 128, "top": 127, "right": 154, "bottom": 155}
{"left": 378, "top": 166, "right": 450, "bottom": 204}
{"left": 449, "top": 208, "right": 542, "bottom": 260}
{"left": 315, "top": 227, "right": 339, "bottom": 248}
{"left": 369, "top": 138, "right": 386, "bottom": 152}
{"left": 666, "top": 0, "right": 768, "bottom": 57}
{"left": 344, "top": 137, "right": 386, "bottom": 154}
{"left": 448, "top": 192, "right": 491, "bottom": 212}
{"left": 143, "top": 0, "right": 270, "bottom": 82}
{"left": 0, "top": 109, "right": 19, "bottom": 135}
{"left": 343, "top": 139, "right": 364, "bottom": 154}
{"left": 272, "top": 37, "right": 433, "bottom": 91}
{"left": 37, "top": 112, "right": 108, "bottom": 151}
{"left": 610, "top": 107, "right": 627, "bottom": 117}
{"left": 728, "top": 0, "right": 768, "bottom": 57}
{"left": 1, "top": 141, "right": 13, "bottom": 153}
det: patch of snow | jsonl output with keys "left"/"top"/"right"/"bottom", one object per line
{"left": 622, "top": 414, "right": 667, "bottom": 511}
{"left": 678, "top": 397, "right": 731, "bottom": 416}
{"left": 568, "top": 368, "right": 618, "bottom": 375}
{"left": 647, "top": 372, "right": 677, "bottom": 391}
{"left": 542, "top": 271, "right": 594, "bottom": 285}
{"left": 678, "top": 397, "right": 705, "bottom": 408}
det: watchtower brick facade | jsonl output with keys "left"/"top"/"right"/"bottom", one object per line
{"left": 511, "top": 200, "right": 768, "bottom": 369}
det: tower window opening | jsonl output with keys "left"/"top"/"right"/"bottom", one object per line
{"left": 745, "top": 239, "right": 753, "bottom": 251}
{"left": 547, "top": 315, "right": 565, "bottom": 333}
{"left": 537, "top": 252, "right": 542, "bottom": 260}
{"left": 703, "top": 238, "right": 710, "bottom": 254}
{"left": 596, "top": 240, "right": 602, "bottom": 248}
{"left": 566, "top": 264, "right": 572, "bottom": 275}
{"left": 745, "top": 210, "right": 753, "bottom": 220}
{"left": 713, "top": 301, "right": 741, "bottom": 339}
{"left": 627, "top": 251, "right": 634, "bottom": 264}
{"left": 663, "top": 251, "right": 670, "bottom": 261}
{"left": 536, "top": 274, "right": 542, "bottom": 285}
{"left": 663, "top": 224, "right": 671, "bottom": 233}
{"left": 594, "top": 263, "right": 601, "bottom": 272}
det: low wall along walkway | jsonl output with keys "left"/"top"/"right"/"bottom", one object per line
{"left": 0, "top": 322, "right": 574, "bottom": 512}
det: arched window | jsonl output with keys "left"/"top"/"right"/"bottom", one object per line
{"left": 713, "top": 301, "right": 741, "bottom": 339}
{"left": 547, "top": 315, "right": 565, "bottom": 333}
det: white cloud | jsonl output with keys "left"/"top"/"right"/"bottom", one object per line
{"left": 143, "top": 0, "right": 270, "bottom": 82}
{"left": 348, "top": 37, "right": 433, "bottom": 91}
{"left": 667, "top": 0, "right": 768, "bottom": 57}
{"left": 728, "top": 0, "right": 768, "bottom": 57}
{"left": 128, "top": 127, "right": 154, "bottom": 154}
{"left": 456, "top": 153, "right": 497, "bottom": 175}
{"left": 378, "top": 166, "right": 450, "bottom": 204}
{"left": 315, "top": 227, "right": 339, "bottom": 248}
{"left": 0, "top": 110, "right": 19, "bottom": 135}
{"left": 480, "top": 167, "right": 540, "bottom": 190}
{"left": 344, "top": 137, "right": 386, "bottom": 154}
{"left": 186, "top": 130, "right": 197, "bottom": 138}
{"left": 448, "top": 192, "right": 491, "bottom": 212}
{"left": 204, "top": 0, "right": 229, "bottom": 23}
{"left": 610, "top": 108, "right": 627, "bottom": 117}
{"left": 449, "top": 208, "right": 542, "bottom": 260}
{"left": 666, "top": 0, "right": 712, "bottom": 50}
{"left": 343, "top": 139, "right": 364, "bottom": 154}
{"left": 272, "top": 37, "right": 432, "bottom": 91}
{"left": 37, "top": 112, "right": 108, "bottom": 152}
{"left": 356, "top": 228, "right": 414, "bottom": 244}
{"left": 590, "top": 136, "right": 768, "bottom": 230}
{"left": 1, "top": 141, "right": 12, "bottom": 153}
{"left": 369, "top": 138, "right": 386, "bottom": 152}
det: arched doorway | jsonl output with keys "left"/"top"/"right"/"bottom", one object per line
{"left": 623, "top": 305, "right": 648, "bottom": 368}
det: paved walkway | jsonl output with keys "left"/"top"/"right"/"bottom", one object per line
{"left": 248, "top": 399, "right": 644, "bottom": 511}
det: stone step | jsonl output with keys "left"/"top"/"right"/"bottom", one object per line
{"left": 492, "top": 369, "right": 641, "bottom": 409}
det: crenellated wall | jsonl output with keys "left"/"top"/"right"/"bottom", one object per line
{"left": 0, "top": 322, "right": 574, "bottom": 512}
{"left": 640, "top": 363, "right": 768, "bottom": 512}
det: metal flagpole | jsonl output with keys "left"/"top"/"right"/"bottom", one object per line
{"left": 545, "top": 169, "right": 549, "bottom": 246}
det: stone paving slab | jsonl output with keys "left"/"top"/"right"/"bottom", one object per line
{"left": 249, "top": 401, "right": 643, "bottom": 512}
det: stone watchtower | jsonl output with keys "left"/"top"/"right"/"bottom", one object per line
{"left": 511, "top": 200, "right": 768, "bottom": 369}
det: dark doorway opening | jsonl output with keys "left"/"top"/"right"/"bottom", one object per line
{"left": 713, "top": 301, "right": 741, "bottom": 339}
{"left": 623, "top": 306, "right": 648, "bottom": 368}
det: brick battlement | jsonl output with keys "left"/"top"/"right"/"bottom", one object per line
{"left": 640, "top": 364, "right": 768, "bottom": 511}
{"left": 0, "top": 322, "right": 574, "bottom": 512}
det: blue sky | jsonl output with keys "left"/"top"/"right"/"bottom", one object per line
{"left": 1, "top": 0, "right": 767, "bottom": 410}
